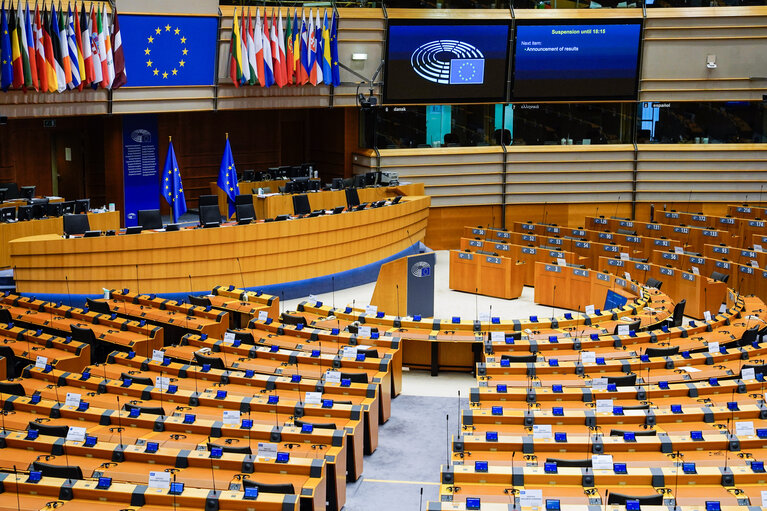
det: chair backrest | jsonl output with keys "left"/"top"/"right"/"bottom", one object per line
{"left": 199, "top": 204, "right": 221, "bottom": 226}
{"left": 194, "top": 352, "right": 226, "bottom": 369}
{"left": 32, "top": 461, "right": 84, "bottom": 480}
{"left": 242, "top": 480, "right": 295, "bottom": 494}
{"left": 671, "top": 299, "right": 686, "bottom": 326}
{"left": 63, "top": 213, "right": 90, "bottom": 235}
{"left": 645, "top": 278, "right": 662, "bottom": 290}
{"left": 199, "top": 195, "right": 218, "bottom": 207}
{"left": 710, "top": 270, "right": 729, "bottom": 283}
{"left": 86, "top": 298, "right": 112, "bottom": 314}
{"left": 20, "top": 185, "right": 36, "bottom": 199}
{"left": 607, "top": 493, "right": 663, "bottom": 506}
{"left": 613, "top": 319, "right": 640, "bottom": 335}
{"left": 236, "top": 203, "right": 256, "bottom": 223}
{"left": 0, "top": 206, "right": 15, "bottom": 222}
{"left": 138, "top": 209, "right": 163, "bottom": 230}
{"left": 292, "top": 194, "right": 311, "bottom": 216}
{"left": 0, "top": 182, "right": 19, "bottom": 199}
{"left": 606, "top": 373, "right": 637, "bottom": 386}
{"left": 188, "top": 295, "right": 212, "bottom": 307}
{"left": 644, "top": 345, "right": 679, "bottom": 358}
{"left": 234, "top": 194, "right": 252, "bottom": 206}
{"left": 226, "top": 329, "right": 255, "bottom": 345}
{"left": 345, "top": 188, "right": 360, "bottom": 208}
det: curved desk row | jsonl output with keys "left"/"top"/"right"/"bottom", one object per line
{"left": 9, "top": 197, "right": 430, "bottom": 295}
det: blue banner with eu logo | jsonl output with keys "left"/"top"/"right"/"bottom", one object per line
{"left": 119, "top": 15, "right": 218, "bottom": 86}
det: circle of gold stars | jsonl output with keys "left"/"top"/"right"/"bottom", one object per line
{"left": 144, "top": 24, "right": 189, "bottom": 79}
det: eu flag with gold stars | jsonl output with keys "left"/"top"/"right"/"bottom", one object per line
{"left": 217, "top": 138, "right": 239, "bottom": 219}
{"left": 162, "top": 139, "right": 187, "bottom": 223}
{"left": 119, "top": 15, "right": 217, "bottom": 86}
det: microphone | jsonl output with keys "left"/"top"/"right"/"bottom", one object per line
{"left": 614, "top": 195, "right": 621, "bottom": 219}
{"left": 65, "top": 275, "right": 73, "bottom": 308}
{"left": 551, "top": 285, "right": 557, "bottom": 321}
{"left": 395, "top": 284, "right": 401, "bottom": 320}
{"left": 446, "top": 414, "right": 450, "bottom": 469}
{"left": 542, "top": 202, "right": 548, "bottom": 225}
{"left": 135, "top": 264, "right": 140, "bottom": 298}
{"left": 236, "top": 257, "right": 246, "bottom": 289}
{"left": 332, "top": 276, "right": 336, "bottom": 310}
{"left": 406, "top": 229, "right": 416, "bottom": 249}
{"left": 511, "top": 451, "right": 516, "bottom": 509}
{"left": 649, "top": 203, "right": 654, "bottom": 223}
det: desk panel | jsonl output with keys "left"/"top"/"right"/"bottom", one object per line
{"left": 10, "top": 197, "right": 430, "bottom": 295}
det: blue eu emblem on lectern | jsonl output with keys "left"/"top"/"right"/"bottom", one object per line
{"left": 411, "top": 261, "right": 432, "bottom": 277}
{"left": 450, "top": 59, "right": 484, "bottom": 84}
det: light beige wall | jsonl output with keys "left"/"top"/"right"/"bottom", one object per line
{"left": 115, "top": 0, "right": 218, "bottom": 15}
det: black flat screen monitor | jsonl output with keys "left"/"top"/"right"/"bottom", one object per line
{"left": 384, "top": 19, "right": 511, "bottom": 104}
{"left": 46, "top": 202, "right": 63, "bottom": 217}
{"left": 74, "top": 199, "right": 90, "bottom": 214}
{"left": 0, "top": 207, "right": 15, "bottom": 222}
{"left": 512, "top": 20, "right": 642, "bottom": 101}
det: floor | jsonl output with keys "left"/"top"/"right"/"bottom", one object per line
{"left": 281, "top": 250, "right": 572, "bottom": 510}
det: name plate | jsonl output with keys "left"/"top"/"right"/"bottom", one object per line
{"left": 521, "top": 223, "right": 535, "bottom": 231}
{"left": 548, "top": 238, "right": 562, "bottom": 245}
{"left": 522, "top": 234, "right": 536, "bottom": 242}
{"left": 472, "top": 228, "right": 485, "bottom": 235}
{"left": 682, "top": 272, "right": 695, "bottom": 282}
{"left": 572, "top": 230, "right": 585, "bottom": 236}
{"left": 608, "top": 259, "right": 624, "bottom": 267}
{"left": 654, "top": 239, "right": 670, "bottom": 247}
{"left": 626, "top": 236, "right": 640, "bottom": 243}
{"left": 573, "top": 269, "right": 589, "bottom": 277}
{"left": 458, "top": 252, "right": 473, "bottom": 260}
{"left": 741, "top": 266, "right": 754, "bottom": 275}
{"left": 737, "top": 206, "right": 752, "bottom": 213}
{"left": 713, "top": 246, "right": 729, "bottom": 254}
{"left": 597, "top": 273, "right": 611, "bottom": 282}
{"left": 750, "top": 220, "right": 765, "bottom": 228}
{"left": 702, "top": 230, "right": 718, "bottom": 237}
{"left": 662, "top": 253, "right": 678, "bottom": 260}
{"left": 720, "top": 217, "right": 735, "bottom": 225}
{"left": 660, "top": 267, "right": 675, "bottom": 276}
{"left": 548, "top": 250, "right": 563, "bottom": 258}
{"left": 615, "top": 278, "right": 626, "bottom": 287}
{"left": 692, "top": 215, "right": 706, "bottom": 222}
{"left": 522, "top": 247, "right": 537, "bottom": 255}
{"left": 690, "top": 257, "right": 704, "bottom": 264}
{"left": 594, "top": 217, "right": 608, "bottom": 225}
{"left": 741, "top": 250, "right": 757, "bottom": 258}
{"left": 604, "top": 245, "right": 618, "bottom": 252}
{"left": 486, "top": 256, "right": 502, "bottom": 264}
{"left": 545, "top": 264, "right": 562, "bottom": 273}
{"left": 469, "top": 240, "right": 483, "bottom": 247}
{"left": 619, "top": 220, "right": 633, "bottom": 228}
{"left": 496, "top": 231, "right": 510, "bottom": 239}
{"left": 646, "top": 224, "right": 662, "bottom": 231}
{"left": 575, "top": 241, "right": 590, "bottom": 249}
{"left": 665, "top": 212, "right": 679, "bottom": 219}
{"left": 673, "top": 226, "right": 689, "bottom": 234}
{"left": 495, "top": 243, "right": 510, "bottom": 251}
{"left": 715, "top": 261, "right": 730, "bottom": 269}
{"left": 598, "top": 232, "right": 613, "bottom": 240}
{"left": 547, "top": 226, "right": 560, "bottom": 234}
{"left": 634, "top": 263, "right": 650, "bottom": 271}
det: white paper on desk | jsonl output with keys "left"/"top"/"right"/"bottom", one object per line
{"left": 596, "top": 399, "right": 613, "bottom": 414}
{"left": 704, "top": 311, "right": 712, "bottom": 321}
{"left": 490, "top": 331, "right": 505, "bottom": 343}
{"left": 752, "top": 260, "right": 760, "bottom": 268}
{"left": 756, "top": 244, "right": 764, "bottom": 252}
{"left": 64, "top": 392, "right": 81, "bottom": 408}
{"left": 735, "top": 421, "right": 755, "bottom": 437}
{"left": 581, "top": 351, "right": 596, "bottom": 364}
{"left": 257, "top": 442, "right": 278, "bottom": 460}
{"left": 365, "top": 304, "right": 377, "bottom": 316}
{"left": 719, "top": 303, "right": 727, "bottom": 313}
{"left": 519, "top": 489, "right": 543, "bottom": 508}
{"left": 65, "top": 426, "right": 86, "bottom": 443}
{"left": 479, "top": 312, "right": 490, "bottom": 323}
{"left": 617, "top": 324, "right": 629, "bottom": 336}
{"left": 223, "top": 410, "right": 240, "bottom": 425}
{"left": 708, "top": 341, "right": 719, "bottom": 353}
{"left": 155, "top": 376, "right": 170, "bottom": 391}
{"left": 624, "top": 272, "right": 632, "bottom": 281}
{"left": 223, "top": 332, "right": 236, "bottom": 345}
{"left": 103, "top": 288, "right": 110, "bottom": 300}
{"left": 761, "top": 491, "right": 767, "bottom": 508}
{"left": 592, "top": 454, "right": 614, "bottom": 470}
{"left": 680, "top": 366, "right": 701, "bottom": 373}
{"left": 305, "top": 392, "right": 322, "bottom": 405}
{"left": 557, "top": 258, "right": 567, "bottom": 266}
{"left": 152, "top": 349, "right": 164, "bottom": 363}
{"left": 533, "top": 424, "right": 552, "bottom": 439}
{"left": 585, "top": 305, "right": 595, "bottom": 315}
{"left": 674, "top": 246, "right": 684, "bottom": 254}
{"left": 35, "top": 355, "right": 47, "bottom": 369}
{"left": 356, "top": 345, "right": 372, "bottom": 351}
{"left": 620, "top": 252, "right": 629, "bottom": 261}
{"left": 341, "top": 346, "right": 357, "bottom": 358}
{"left": 742, "top": 368, "right": 756, "bottom": 381}
{"left": 309, "top": 294, "right": 318, "bottom": 304}
{"left": 358, "top": 326, "right": 371, "bottom": 338}
{"left": 325, "top": 370, "right": 341, "bottom": 383}
{"left": 148, "top": 471, "right": 171, "bottom": 489}
{"left": 692, "top": 266, "right": 700, "bottom": 275}
{"left": 258, "top": 310, "right": 268, "bottom": 322}
{"left": 591, "top": 377, "right": 608, "bottom": 390}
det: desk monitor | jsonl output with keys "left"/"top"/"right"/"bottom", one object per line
{"left": 241, "top": 169, "right": 255, "bottom": 182}
{"left": 169, "top": 482, "right": 184, "bottom": 495}
{"left": 61, "top": 200, "right": 76, "bottom": 214}
{"left": 166, "top": 223, "right": 180, "bottom": 231}
{"left": 0, "top": 182, "right": 19, "bottom": 199}
{"left": 125, "top": 225, "right": 143, "bottom": 235}
{"left": 31, "top": 199, "right": 48, "bottom": 219}
{"left": 391, "top": 195, "right": 403, "bottom": 204}
{"left": 332, "top": 206, "right": 345, "bottom": 215}
{"left": 46, "top": 202, "right": 64, "bottom": 217}
{"left": 20, "top": 185, "right": 36, "bottom": 200}
{"left": 17, "top": 205, "right": 33, "bottom": 222}
{"left": 0, "top": 188, "right": 6, "bottom": 202}
{"left": 353, "top": 174, "right": 366, "bottom": 188}
{"left": 331, "top": 178, "right": 345, "bottom": 190}
{"left": 74, "top": 198, "right": 90, "bottom": 214}
{"left": 274, "top": 215, "right": 290, "bottom": 221}
{"left": 0, "top": 206, "right": 15, "bottom": 222}
{"left": 84, "top": 230, "right": 101, "bottom": 237}
{"left": 355, "top": 203, "right": 368, "bottom": 211}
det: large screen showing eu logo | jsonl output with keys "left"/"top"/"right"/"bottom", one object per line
{"left": 513, "top": 22, "right": 641, "bottom": 101}
{"left": 384, "top": 21, "right": 510, "bottom": 104}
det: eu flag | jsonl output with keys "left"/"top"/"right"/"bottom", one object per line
{"left": 218, "top": 138, "right": 239, "bottom": 219}
{"left": 162, "top": 140, "right": 187, "bottom": 223}
{"left": 118, "top": 15, "right": 217, "bottom": 86}
{"left": 0, "top": 1, "right": 11, "bottom": 92}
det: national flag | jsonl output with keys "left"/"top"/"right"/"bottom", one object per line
{"left": 245, "top": 8, "right": 256, "bottom": 85}
{"left": 239, "top": 7, "right": 249, "bottom": 85}
{"left": 276, "top": 8, "right": 287, "bottom": 87}
{"left": 260, "top": 8, "right": 273, "bottom": 87}
{"left": 284, "top": 9, "right": 293, "bottom": 85}
{"left": 42, "top": 6, "right": 60, "bottom": 92}
{"left": 17, "top": 1, "right": 32, "bottom": 90}
{"left": 100, "top": 6, "right": 114, "bottom": 88}
{"left": 49, "top": 2, "right": 65, "bottom": 91}
{"left": 270, "top": 9, "right": 283, "bottom": 87}
{"left": 52, "top": 2, "right": 70, "bottom": 87}
{"left": 72, "top": 2, "right": 84, "bottom": 89}
{"left": 322, "top": 10, "right": 332, "bottom": 85}
{"left": 10, "top": 2, "right": 23, "bottom": 88}
{"left": 228, "top": 7, "right": 240, "bottom": 86}
{"left": 330, "top": 10, "right": 340, "bottom": 87}
{"left": 24, "top": 3, "right": 38, "bottom": 90}
{"left": 88, "top": 5, "right": 100, "bottom": 87}
{"left": 110, "top": 8, "right": 124, "bottom": 88}
{"left": 78, "top": 2, "right": 93, "bottom": 85}
{"left": 1, "top": 1, "right": 12, "bottom": 91}
{"left": 253, "top": 8, "right": 263, "bottom": 86}
{"left": 299, "top": 9, "right": 309, "bottom": 84}
{"left": 66, "top": 4, "right": 81, "bottom": 88}
{"left": 294, "top": 9, "right": 305, "bottom": 85}
{"left": 217, "top": 136, "right": 239, "bottom": 219}
{"left": 306, "top": 9, "right": 316, "bottom": 85}
{"left": 162, "top": 139, "right": 187, "bottom": 224}
{"left": 314, "top": 9, "right": 323, "bottom": 84}
{"left": 33, "top": 4, "right": 48, "bottom": 92}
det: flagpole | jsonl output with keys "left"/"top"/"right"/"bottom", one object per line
{"left": 168, "top": 135, "right": 175, "bottom": 224}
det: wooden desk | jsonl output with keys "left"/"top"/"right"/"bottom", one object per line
{"left": 10, "top": 197, "right": 430, "bottom": 295}
{"left": 0, "top": 210, "right": 119, "bottom": 268}
{"left": 449, "top": 250, "right": 524, "bottom": 300}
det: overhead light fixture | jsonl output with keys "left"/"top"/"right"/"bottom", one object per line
{"left": 352, "top": 53, "right": 368, "bottom": 61}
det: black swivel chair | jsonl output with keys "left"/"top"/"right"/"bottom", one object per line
{"left": 234, "top": 194, "right": 255, "bottom": 224}
{"left": 137, "top": 209, "right": 163, "bottom": 230}
{"left": 0, "top": 183, "right": 20, "bottom": 200}
{"left": 645, "top": 278, "right": 663, "bottom": 290}
{"left": 345, "top": 188, "right": 360, "bottom": 209}
{"left": 63, "top": 214, "right": 90, "bottom": 236}
{"left": 292, "top": 194, "right": 311, "bottom": 216}
{"left": 710, "top": 270, "right": 730, "bottom": 283}
{"left": 650, "top": 299, "right": 686, "bottom": 331}
{"left": 199, "top": 205, "right": 221, "bottom": 227}
{"left": 199, "top": 195, "right": 218, "bottom": 207}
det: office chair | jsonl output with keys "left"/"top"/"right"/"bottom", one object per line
{"left": 339, "top": 372, "right": 368, "bottom": 384}
{"left": 225, "top": 329, "right": 255, "bottom": 345}
{"left": 644, "top": 345, "right": 679, "bottom": 358}
{"left": 28, "top": 422, "right": 72, "bottom": 439}
{"left": 123, "top": 403, "right": 166, "bottom": 416}
{"left": 138, "top": 209, "right": 163, "bottom": 230}
{"left": 86, "top": 298, "right": 111, "bottom": 314}
{"left": 345, "top": 188, "right": 360, "bottom": 209}
{"left": 198, "top": 204, "right": 221, "bottom": 227}
{"left": 292, "top": 194, "right": 311, "bottom": 216}
{"left": 710, "top": 270, "right": 729, "bottom": 283}
{"left": 606, "top": 373, "right": 637, "bottom": 386}
{"left": 194, "top": 352, "right": 226, "bottom": 369}
{"left": 242, "top": 480, "right": 296, "bottom": 494}
{"left": 280, "top": 313, "right": 308, "bottom": 325}
{"left": 0, "top": 188, "right": 6, "bottom": 201}
{"left": 0, "top": 182, "right": 19, "bottom": 199}
{"left": 70, "top": 324, "right": 104, "bottom": 363}
{"left": 199, "top": 195, "right": 218, "bottom": 207}
{"left": 645, "top": 278, "right": 663, "bottom": 290}
{"left": 17, "top": 205, "right": 33, "bottom": 221}
{"left": 188, "top": 295, "right": 212, "bottom": 307}
{"left": 206, "top": 442, "right": 252, "bottom": 455}
{"left": 63, "top": 213, "right": 90, "bottom": 235}
{"left": 30, "top": 198, "right": 48, "bottom": 219}
{"left": 234, "top": 195, "right": 255, "bottom": 224}
{"left": 32, "top": 461, "right": 84, "bottom": 480}
{"left": 607, "top": 494, "right": 663, "bottom": 506}
{"left": 19, "top": 185, "right": 36, "bottom": 199}
{"left": 0, "top": 206, "right": 15, "bottom": 222}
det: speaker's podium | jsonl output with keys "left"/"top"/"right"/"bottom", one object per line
{"left": 371, "top": 252, "right": 436, "bottom": 318}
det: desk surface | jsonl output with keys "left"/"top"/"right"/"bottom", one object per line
{"left": 10, "top": 197, "right": 430, "bottom": 295}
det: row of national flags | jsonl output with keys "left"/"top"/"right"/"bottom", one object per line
{"left": 0, "top": 1, "right": 126, "bottom": 92}
{"left": 163, "top": 135, "right": 240, "bottom": 223}
{"left": 229, "top": 7, "right": 339, "bottom": 88}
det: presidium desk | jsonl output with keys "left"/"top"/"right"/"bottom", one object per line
{"left": 8, "top": 195, "right": 430, "bottom": 295}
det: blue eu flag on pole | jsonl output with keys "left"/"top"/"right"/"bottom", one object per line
{"left": 1, "top": 1, "right": 12, "bottom": 92}
{"left": 217, "top": 137, "right": 239, "bottom": 219}
{"left": 162, "top": 139, "right": 187, "bottom": 223}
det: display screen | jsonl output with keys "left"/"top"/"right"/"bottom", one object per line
{"left": 513, "top": 21, "right": 641, "bottom": 100}
{"left": 384, "top": 20, "right": 510, "bottom": 104}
